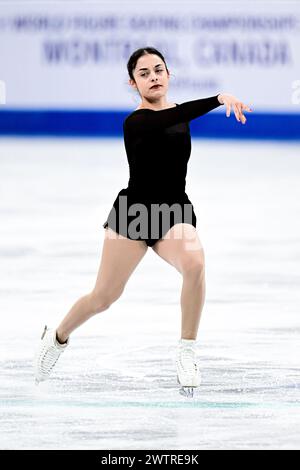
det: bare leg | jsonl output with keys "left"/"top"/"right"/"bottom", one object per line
{"left": 180, "top": 264, "right": 206, "bottom": 340}
{"left": 55, "top": 228, "right": 148, "bottom": 343}
{"left": 151, "top": 223, "right": 205, "bottom": 341}
{"left": 55, "top": 293, "right": 97, "bottom": 343}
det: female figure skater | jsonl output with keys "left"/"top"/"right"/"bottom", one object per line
{"left": 34, "top": 47, "right": 252, "bottom": 397}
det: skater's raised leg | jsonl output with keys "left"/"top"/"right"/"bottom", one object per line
{"left": 34, "top": 228, "right": 148, "bottom": 383}
{"left": 56, "top": 228, "right": 148, "bottom": 342}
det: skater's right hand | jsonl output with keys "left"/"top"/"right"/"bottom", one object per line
{"left": 217, "top": 93, "right": 253, "bottom": 124}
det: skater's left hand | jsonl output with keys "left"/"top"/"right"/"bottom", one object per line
{"left": 217, "top": 93, "right": 253, "bottom": 124}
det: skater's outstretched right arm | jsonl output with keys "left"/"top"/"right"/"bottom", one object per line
{"left": 124, "top": 93, "right": 253, "bottom": 135}
{"left": 123, "top": 94, "right": 223, "bottom": 135}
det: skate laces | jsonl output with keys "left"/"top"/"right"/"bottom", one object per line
{"left": 40, "top": 345, "right": 61, "bottom": 374}
{"left": 39, "top": 333, "right": 64, "bottom": 375}
{"left": 178, "top": 345, "right": 198, "bottom": 375}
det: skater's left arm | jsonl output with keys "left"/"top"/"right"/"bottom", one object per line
{"left": 217, "top": 93, "right": 253, "bottom": 124}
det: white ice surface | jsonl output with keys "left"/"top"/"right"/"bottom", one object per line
{"left": 0, "top": 137, "right": 299, "bottom": 450}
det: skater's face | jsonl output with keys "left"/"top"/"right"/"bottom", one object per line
{"left": 129, "top": 54, "right": 170, "bottom": 101}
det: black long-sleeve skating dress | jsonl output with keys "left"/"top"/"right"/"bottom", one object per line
{"left": 102, "top": 94, "right": 223, "bottom": 247}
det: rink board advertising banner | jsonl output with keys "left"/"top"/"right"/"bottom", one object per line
{"left": 0, "top": 1, "right": 299, "bottom": 138}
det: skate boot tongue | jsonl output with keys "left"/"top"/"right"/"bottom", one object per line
{"left": 179, "top": 338, "right": 196, "bottom": 348}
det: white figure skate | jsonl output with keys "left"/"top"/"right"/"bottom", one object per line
{"left": 34, "top": 325, "right": 70, "bottom": 385}
{"left": 176, "top": 338, "right": 201, "bottom": 398}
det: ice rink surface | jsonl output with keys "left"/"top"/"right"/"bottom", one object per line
{"left": 0, "top": 137, "right": 299, "bottom": 450}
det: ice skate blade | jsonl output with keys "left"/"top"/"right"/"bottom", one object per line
{"left": 179, "top": 386, "right": 195, "bottom": 398}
